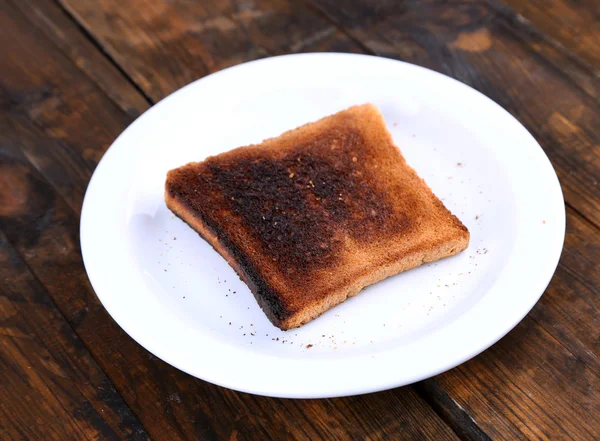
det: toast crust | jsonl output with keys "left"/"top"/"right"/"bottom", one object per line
{"left": 165, "top": 104, "right": 469, "bottom": 330}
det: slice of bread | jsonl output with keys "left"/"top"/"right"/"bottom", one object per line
{"left": 165, "top": 104, "right": 469, "bottom": 330}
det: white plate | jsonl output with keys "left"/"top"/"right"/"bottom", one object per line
{"left": 81, "top": 53, "right": 565, "bottom": 398}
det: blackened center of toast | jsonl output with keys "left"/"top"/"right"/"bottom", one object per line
{"left": 192, "top": 128, "right": 410, "bottom": 276}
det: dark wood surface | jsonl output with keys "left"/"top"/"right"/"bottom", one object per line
{"left": 1, "top": 0, "right": 598, "bottom": 439}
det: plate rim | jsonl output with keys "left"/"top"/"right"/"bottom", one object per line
{"left": 80, "top": 52, "right": 566, "bottom": 398}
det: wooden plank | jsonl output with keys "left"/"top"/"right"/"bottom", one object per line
{"left": 7, "top": 0, "right": 149, "bottom": 118}
{"left": 487, "top": 0, "right": 599, "bottom": 102}
{"left": 1, "top": 2, "right": 461, "bottom": 440}
{"left": 8, "top": 0, "right": 150, "bottom": 118}
{"left": 0, "top": 1, "right": 134, "bottom": 170}
{"left": 0, "top": 232, "right": 150, "bottom": 441}
{"left": 1, "top": 98, "right": 91, "bottom": 215}
{"left": 58, "top": 0, "right": 340, "bottom": 101}
{"left": 499, "top": 0, "right": 600, "bottom": 69}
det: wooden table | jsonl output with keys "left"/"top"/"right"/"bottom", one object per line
{"left": 1, "top": 0, "right": 599, "bottom": 439}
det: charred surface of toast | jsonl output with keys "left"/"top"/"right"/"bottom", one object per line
{"left": 165, "top": 104, "right": 469, "bottom": 329}
{"left": 168, "top": 127, "right": 411, "bottom": 277}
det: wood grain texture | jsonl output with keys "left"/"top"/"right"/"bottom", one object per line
{"left": 1, "top": 97, "right": 90, "bottom": 215}
{"left": 306, "top": 0, "right": 600, "bottom": 229}
{"left": 0, "top": 2, "right": 134, "bottom": 172}
{"left": 499, "top": 0, "right": 600, "bottom": 69}
{"left": 0, "top": 231, "right": 149, "bottom": 441}
{"left": 0, "top": 1, "right": 137, "bottom": 211}
{"left": 8, "top": 0, "right": 150, "bottom": 117}
{"left": 59, "top": 0, "right": 342, "bottom": 102}
{"left": 0, "top": 1, "right": 461, "bottom": 440}
{"left": 486, "top": 0, "right": 599, "bottom": 101}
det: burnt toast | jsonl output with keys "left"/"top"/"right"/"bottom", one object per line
{"left": 165, "top": 104, "right": 469, "bottom": 330}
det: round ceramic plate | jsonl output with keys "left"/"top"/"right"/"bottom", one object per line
{"left": 81, "top": 53, "right": 565, "bottom": 398}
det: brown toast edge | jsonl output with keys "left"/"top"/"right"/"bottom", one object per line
{"left": 166, "top": 187, "right": 468, "bottom": 330}
{"left": 281, "top": 233, "right": 469, "bottom": 329}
